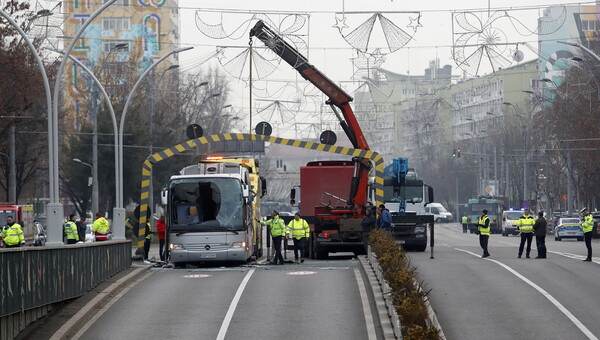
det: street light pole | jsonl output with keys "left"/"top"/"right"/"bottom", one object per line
{"left": 117, "top": 46, "right": 193, "bottom": 242}
{"left": 73, "top": 159, "right": 93, "bottom": 209}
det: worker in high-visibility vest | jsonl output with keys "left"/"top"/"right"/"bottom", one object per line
{"left": 143, "top": 222, "right": 154, "bottom": 261}
{"left": 92, "top": 212, "right": 110, "bottom": 241}
{"left": 581, "top": 207, "right": 594, "bottom": 262}
{"left": 257, "top": 211, "right": 286, "bottom": 265}
{"left": 287, "top": 212, "right": 310, "bottom": 263}
{"left": 64, "top": 214, "right": 80, "bottom": 245}
{"left": 477, "top": 209, "right": 491, "bottom": 258}
{"left": 2, "top": 215, "right": 25, "bottom": 248}
{"left": 517, "top": 209, "right": 535, "bottom": 258}
{"left": 461, "top": 215, "right": 469, "bottom": 233}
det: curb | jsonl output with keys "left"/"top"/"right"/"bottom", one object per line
{"left": 359, "top": 255, "right": 397, "bottom": 339}
{"left": 413, "top": 278, "right": 446, "bottom": 340}
{"left": 49, "top": 267, "right": 151, "bottom": 340}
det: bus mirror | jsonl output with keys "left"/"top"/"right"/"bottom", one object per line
{"left": 428, "top": 186, "right": 434, "bottom": 203}
{"left": 161, "top": 188, "right": 168, "bottom": 205}
{"left": 290, "top": 188, "right": 296, "bottom": 205}
{"left": 242, "top": 184, "right": 250, "bottom": 198}
{"left": 260, "top": 177, "right": 268, "bottom": 197}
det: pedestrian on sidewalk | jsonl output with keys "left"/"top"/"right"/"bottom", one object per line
{"left": 533, "top": 211, "right": 547, "bottom": 259}
{"left": 75, "top": 217, "right": 86, "bottom": 243}
{"left": 581, "top": 207, "right": 594, "bottom": 261}
{"left": 287, "top": 213, "right": 310, "bottom": 263}
{"left": 517, "top": 209, "right": 535, "bottom": 258}
{"left": 92, "top": 213, "right": 110, "bottom": 241}
{"left": 143, "top": 222, "right": 153, "bottom": 261}
{"left": 64, "top": 214, "right": 80, "bottom": 245}
{"left": 478, "top": 210, "right": 491, "bottom": 258}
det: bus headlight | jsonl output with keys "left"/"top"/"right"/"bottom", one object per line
{"left": 232, "top": 241, "right": 246, "bottom": 248}
{"left": 170, "top": 243, "right": 185, "bottom": 250}
{"left": 414, "top": 226, "right": 426, "bottom": 233}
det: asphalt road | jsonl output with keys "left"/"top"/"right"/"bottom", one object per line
{"left": 76, "top": 254, "right": 375, "bottom": 340}
{"left": 408, "top": 223, "right": 600, "bottom": 340}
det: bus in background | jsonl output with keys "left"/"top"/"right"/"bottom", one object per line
{"left": 466, "top": 197, "right": 504, "bottom": 234}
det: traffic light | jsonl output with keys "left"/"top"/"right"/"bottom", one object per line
{"left": 457, "top": 148, "right": 461, "bottom": 158}
{"left": 452, "top": 149, "right": 456, "bottom": 158}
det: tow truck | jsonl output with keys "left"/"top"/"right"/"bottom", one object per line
{"left": 250, "top": 20, "right": 376, "bottom": 258}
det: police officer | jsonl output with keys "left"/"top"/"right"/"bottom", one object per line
{"left": 478, "top": 209, "right": 491, "bottom": 258}
{"left": 517, "top": 209, "right": 535, "bottom": 258}
{"left": 257, "top": 211, "right": 286, "bottom": 265}
{"left": 581, "top": 207, "right": 594, "bottom": 261}
{"left": 64, "top": 214, "right": 80, "bottom": 244}
{"left": 287, "top": 212, "right": 310, "bottom": 263}
{"left": 533, "top": 211, "right": 547, "bottom": 259}
{"left": 1, "top": 216, "right": 25, "bottom": 248}
{"left": 462, "top": 215, "right": 469, "bottom": 233}
{"left": 92, "top": 212, "right": 110, "bottom": 241}
{"left": 143, "top": 222, "right": 153, "bottom": 261}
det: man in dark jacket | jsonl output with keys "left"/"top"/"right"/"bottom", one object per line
{"left": 533, "top": 211, "right": 547, "bottom": 259}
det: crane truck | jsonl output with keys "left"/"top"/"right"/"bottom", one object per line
{"left": 251, "top": 21, "right": 434, "bottom": 257}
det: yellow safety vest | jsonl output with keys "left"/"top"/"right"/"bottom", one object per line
{"left": 478, "top": 216, "right": 490, "bottom": 236}
{"left": 64, "top": 221, "right": 80, "bottom": 241}
{"left": 462, "top": 216, "right": 468, "bottom": 224}
{"left": 518, "top": 215, "right": 535, "bottom": 234}
{"left": 582, "top": 214, "right": 594, "bottom": 233}
{"left": 92, "top": 217, "right": 110, "bottom": 240}
{"left": 287, "top": 218, "right": 310, "bottom": 239}
{"left": 261, "top": 217, "right": 286, "bottom": 237}
{"left": 2, "top": 223, "right": 25, "bottom": 246}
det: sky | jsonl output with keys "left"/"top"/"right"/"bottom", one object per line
{"left": 177, "top": 0, "right": 595, "bottom": 137}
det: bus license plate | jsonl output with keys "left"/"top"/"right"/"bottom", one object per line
{"left": 201, "top": 254, "right": 216, "bottom": 259}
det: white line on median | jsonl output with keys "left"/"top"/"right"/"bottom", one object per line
{"left": 354, "top": 269, "right": 377, "bottom": 340}
{"left": 216, "top": 268, "right": 256, "bottom": 340}
{"left": 455, "top": 248, "right": 598, "bottom": 340}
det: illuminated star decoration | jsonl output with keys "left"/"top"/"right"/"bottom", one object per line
{"left": 406, "top": 14, "right": 422, "bottom": 33}
{"left": 370, "top": 48, "right": 386, "bottom": 66}
{"left": 332, "top": 15, "right": 349, "bottom": 34}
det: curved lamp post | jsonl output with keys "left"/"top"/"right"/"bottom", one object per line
{"left": 47, "top": 48, "right": 119, "bottom": 213}
{"left": 114, "top": 46, "right": 193, "bottom": 241}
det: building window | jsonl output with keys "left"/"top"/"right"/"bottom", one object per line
{"left": 104, "top": 0, "right": 129, "bottom": 6}
{"left": 102, "top": 17, "right": 130, "bottom": 31}
{"left": 102, "top": 40, "right": 130, "bottom": 53}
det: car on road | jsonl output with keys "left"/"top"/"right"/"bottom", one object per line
{"left": 592, "top": 212, "right": 600, "bottom": 238}
{"left": 502, "top": 210, "right": 524, "bottom": 236}
{"left": 554, "top": 217, "right": 583, "bottom": 241}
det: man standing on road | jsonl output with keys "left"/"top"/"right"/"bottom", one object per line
{"left": 1, "top": 216, "right": 25, "bottom": 248}
{"left": 257, "top": 211, "right": 286, "bottom": 265}
{"left": 581, "top": 207, "right": 594, "bottom": 261}
{"left": 377, "top": 204, "right": 392, "bottom": 231}
{"left": 92, "top": 212, "right": 110, "bottom": 241}
{"left": 517, "top": 209, "right": 535, "bottom": 258}
{"left": 64, "top": 214, "right": 80, "bottom": 245}
{"left": 533, "top": 211, "right": 547, "bottom": 259}
{"left": 156, "top": 215, "right": 166, "bottom": 261}
{"left": 287, "top": 213, "right": 310, "bottom": 263}
{"left": 478, "top": 210, "right": 491, "bottom": 258}
{"left": 462, "top": 215, "right": 469, "bottom": 233}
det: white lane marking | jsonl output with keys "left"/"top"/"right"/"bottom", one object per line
{"left": 548, "top": 250, "right": 599, "bottom": 263}
{"left": 70, "top": 271, "right": 153, "bottom": 340}
{"left": 354, "top": 269, "right": 377, "bottom": 340}
{"left": 216, "top": 268, "right": 256, "bottom": 340}
{"left": 455, "top": 248, "right": 598, "bottom": 340}
{"left": 286, "top": 271, "right": 318, "bottom": 275}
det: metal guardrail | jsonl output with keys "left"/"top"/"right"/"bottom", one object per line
{"left": 0, "top": 241, "right": 131, "bottom": 318}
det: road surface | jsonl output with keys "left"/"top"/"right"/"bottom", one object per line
{"left": 408, "top": 223, "right": 600, "bottom": 340}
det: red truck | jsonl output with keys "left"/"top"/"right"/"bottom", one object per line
{"left": 251, "top": 21, "right": 372, "bottom": 259}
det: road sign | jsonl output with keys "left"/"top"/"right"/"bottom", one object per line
{"left": 255, "top": 121, "right": 272, "bottom": 136}
{"left": 186, "top": 124, "right": 203, "bottom": 140}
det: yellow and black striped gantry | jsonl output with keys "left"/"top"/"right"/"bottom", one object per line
{"left": 135, "top": 133, "right": 385, "bottom": 248}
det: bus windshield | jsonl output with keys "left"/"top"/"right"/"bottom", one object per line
{"left": 170, "top": 178, "right": 244, "bottom": 232}
{"left": 383, "top": 183, "right": 423, "bottom": 204}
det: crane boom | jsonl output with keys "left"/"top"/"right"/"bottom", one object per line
{"left": 249, "top": 20, "right": 370, "bottom": 151}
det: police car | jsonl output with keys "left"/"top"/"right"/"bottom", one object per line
{"left": 554, "top": 217, "right": 583, "bottom": 241}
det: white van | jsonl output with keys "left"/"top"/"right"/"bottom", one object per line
{"left": 423, "top": 203, "right": 453, "bottom": 223}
